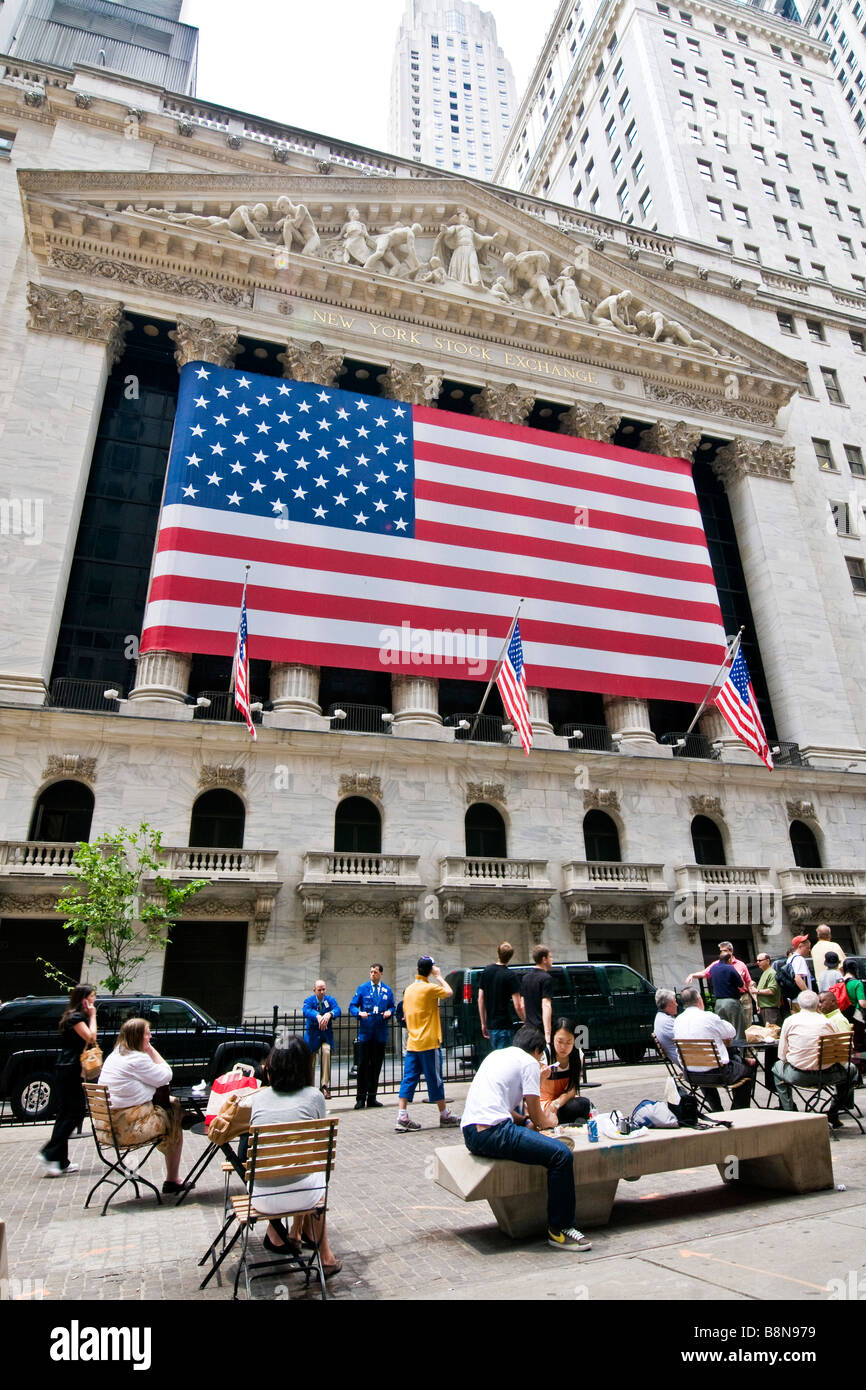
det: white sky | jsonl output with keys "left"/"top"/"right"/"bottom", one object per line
{"left": 179, "top": 0, "right": 558, "bottom": 153}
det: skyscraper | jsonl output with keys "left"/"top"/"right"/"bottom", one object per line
{"left": 389, "top": 0, "right": 517, "bottom": 177}
{"left": 804, "top": 0, "right": 866, "bottom": 150}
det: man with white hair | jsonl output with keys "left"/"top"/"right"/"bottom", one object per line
{"left": 673, "top": 987, "right": 755, "bottom": 1110}
{"left": 653, "top": 989, "right": 679, "bottom": 1064}
{"left": 772, "top": 989, "right": 859, "bottom": 1127}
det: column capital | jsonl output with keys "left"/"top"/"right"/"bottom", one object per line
{"left": 26, "top": 283, "right": 131, "bottom": 366}
{"left": 471, "top": 382, "right": 535, "bottom": 425}
{"left": 169, "top": 315, "right": 240, "bottom": 370}
{"left": 277, "top": 338, "right": 344, "bottom": 386}
{"left": 380, "top": 361, "right": 442, "bottom": 406}
{"left": 713, "top": 437, "right": 795, "bottom": 487}
{"left": 641, "top": 419, "right": 703, "bottom": 462}
{"left": 559, "top": 402, "right": 620, "bottom": 443}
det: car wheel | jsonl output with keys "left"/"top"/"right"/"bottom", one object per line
{"left": 613, "top": 1043, "right": 647, "bottom": 1065}
{"left": 11, "top": 1071, "right": 56, "bottom": 1122}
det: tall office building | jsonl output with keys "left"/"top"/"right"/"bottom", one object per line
{"left": 389, "top": 0, "right": 517, "bottom": 176}
{"left": 804, "top": 0, "right": 866, "bottom": 150}
{"left": 0, "top": 0, "right": 198, "bottom": 93}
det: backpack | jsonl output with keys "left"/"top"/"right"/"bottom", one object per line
{"left": 774, "top": 957, "right": 800, "bottom": 1001}
{"left": 832, "top": 979, "right": 855, "bottom": 1017}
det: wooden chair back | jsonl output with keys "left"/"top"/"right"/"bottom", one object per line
{"left": 246, "top": 1118, "right": 338, "bottom": 1194}
{"left": 676, "top": 1039, "right": 723, "bottom": 1072}
{"left": 817, "top": 1032, "right": 854, "bottom": 1070}
{"left": 84, "top": 1083, "right": 115, "bottom": 1147}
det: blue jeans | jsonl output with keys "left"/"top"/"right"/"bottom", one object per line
{"left": 463, "top": 1120, "right": 575, "bottom": 1233}
{"left": 489, "top": 1028, "right": 514, "bottom": 1051}
{"left": 399, "top": 1048, "right": 444, "bottom": 1103}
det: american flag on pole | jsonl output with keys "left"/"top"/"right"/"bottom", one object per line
{"left": 496, "top": 621, "right": 532, "bottom": 755}
{"left": 231, "top": 589, "right": 256, "bottom": 740}
{"left": 713, "top": 647, "right": 772, "bottom": 769}
{"left": 140, "top": 363, "right": 728, "bottom": 699}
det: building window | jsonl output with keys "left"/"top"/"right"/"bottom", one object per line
{"left": 691, "top": 816, "right": 725, "bottom": 866}
{"left": 584, "top": 810, "right": 622, "bottom": 862}
{"left": 663, "top": 28, "right": 678, "bottom": 46}
{"left": 831, "top": 500, "right": 855, "bottom": 535}
{"left": 686, "top": 36, "right": 701, "bottom": 53}
{"left": 745, "top": 57, "right": 758, "bottom": 75}
{"left": 840, "top": 235, "right": 856, "bottom": 258}
{"left": 29, "top": 781, "right": 94, "bottom": 843}
{"left": 849, "top": 330, "right": 866, "bottom": 352}
{"left": 723, "top": 167, "right": 739, "bottom": 188}
{"left": 617, "top": 180, "right": 630, "bottom": 210}
{"left": 335, "top": 797, "right": 382, "bottom": 854}
{"left": 731, "top": 80, "right": 746, "bottom": 99}
{"left": 189, "top": 790, "right": 245, "bottom": 849}
{"left": 811, "top": 263, "right": 828, "bottom": 281}
{"left": 787, "top": 187, "right": 803, "bottom": 207}
{"left": 743, "top": 243, "right": 760, "bottom": 262}
{"left": 790, "top": 819, "right": 822, "bottom": 869}
{"left": 814, "top": 164, "right": 829, "bottom": 183}
{"left": 821, "top": 367, "right": 845, "bottom": 403}
{"left": 813, "top": 438, "right": 836, "bottom": 471}
{"left": 671, "top": 59, "right": 687, "bottom": 79}
{"left": 722, "top": 50, "right": 736, "bottom": 68}
{"left": 755, "top": 88, "right": 769, "bottom": 106}
{"left": 785, "top": 255, "right": 802, "bottom": 274}
{"left": 601, "top": 86, "right": 612, "bottom": 112}
{"left": 735, "top": 30, "right": 749, "bottom": 46}
{"left": 695, "top": 67, "right": 710, "bottom": 86}
{"left": 849, "top": 206, "right": 864, "bottom": 226}
{"left": 775, "top": 152, "right": 791, "bottom": 172}
{"left": 611, "top": 146, "right": 623, "bottom": 174}
{"left": 625, "top": 119, "right": 637, "bottom": 147}
{"left": 697, "top": 158, "right": 713, "bottom": 181}
{"left": 799, "top": 223, "right": 815, "bottom": 245}
{"left": 806, "top": 318, "right": 825, "bottom": 342}
{"left": 605, "top": 116, "right": 616, "bottom": 141}
{"left": 734, "top": 204, "right": 751, "bottom": 226}
{"left": 846, "top": 557, "right": 866, "bottom": 595}
{"left": 801, "top": 130, "right": 815, "bottom": 149}
{"left": 826, "top": 199, "right": 842, "bottom": 218}
{"left": 707, "top": 196, "right": 724, "bottom": 220}
{"left": 780, "top": 70, "right": 793, "bottom": 87}
{"left": 751, "top": 144, "right": 767, "bottom": 164}
{"left": 0, "top": 131, "right": 15, "bottom": 160}
{"left": 812, "top": 107, "right": 826, "bottom": 125}
{"left": 632, "top": 151, "right": 645, "bottom": 181}
{"left": 777, "top": 312, "right": 796, "bottom": 335}
{"left": 845, "top": 443, "right": 866, "bottom": 475}
{"left": 762, "top": 180, "right": 778, "bottom": 200}
{"left": 717, "top": 235, "right": 733, "bottom": 252}
{"left": 680, "top": 90, "right": 695, "bottom": 110}
{"left": 639, "top": 187, "right": 654, "bottom": 219}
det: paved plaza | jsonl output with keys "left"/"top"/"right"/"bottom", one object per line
{"left": 2, "top": 1062, "right": 865, "bottom": 1303}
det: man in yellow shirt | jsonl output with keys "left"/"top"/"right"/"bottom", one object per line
{"left": 395, "top": 956, "right": 460, "bottom": 1133}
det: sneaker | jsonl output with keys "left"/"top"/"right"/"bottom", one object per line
{"left": 548, "top": 1227, "right": 592, "bottom": 1251}
{"left": 439, "top": 1111, "right": 460, "bottom": 1127}
{"left": 39, "top": 1156, "right": 63, "bottom": 1177}
{"left": 394, "top": 1116, "right": 421, "bottom": 1133}
{"left": 60, "top": 1162, "right": 80, "bottom": 1175}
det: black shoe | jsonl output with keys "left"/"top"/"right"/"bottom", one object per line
{"left": 263, "top": 1234, "right": 301, "bottom": 1257}
{"left": 161, "top": 1180, "right": 192, "bottom": 1196}
{"left": 366, "top": 1099, "right": 383, "bottom": 1108}
{"left": 354, "top": 1101, "right": 366, "bottom": 1110}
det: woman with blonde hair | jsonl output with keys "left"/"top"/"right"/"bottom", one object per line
{"left": 99, "top": 1017, "right": 186, "bottom": 1193}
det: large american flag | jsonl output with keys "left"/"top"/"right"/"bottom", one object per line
{"left": 496, "top": 621, "right": 532, "bottom": 756}
{"left": 140, "top": 362, "right": 728, "bottom": 698}
{"left": 713, "top": 648, "right": 773, "bottom": 769}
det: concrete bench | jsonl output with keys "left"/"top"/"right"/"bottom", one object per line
{"left": 433, "top": 1110, "right": 833, "bottom": 1237}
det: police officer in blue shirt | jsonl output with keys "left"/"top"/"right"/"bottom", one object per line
{"left": 349, "top": 963, "right": 396, "bottom": 1109}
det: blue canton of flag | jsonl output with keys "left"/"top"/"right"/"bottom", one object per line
{"left": 165, "top": 363, "right": 416, "bottom": 537}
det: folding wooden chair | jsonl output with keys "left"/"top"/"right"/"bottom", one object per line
{"left": 787, "top": 1033, "right": 864, "bottom": 1132}
{"left": 198, "top": 1117, "right": 338, "bottom": 1300}
{"left": 83, "top": 1083, "right": 164, "bottom": 1216}
{"left": 675, "top": 1040, "right": 753, "bottom": 1110}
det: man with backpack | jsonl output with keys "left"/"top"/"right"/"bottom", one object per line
{"left": 775, "top": 936, "right": 814, "bottom": 1002}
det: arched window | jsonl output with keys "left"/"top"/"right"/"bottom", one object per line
{"left": 28, "top": 781, "right": 94, "bottom": 842}
{"left": 691, "top": 815, "right": 726, "bottom": 865}
{"left": 334, "top": 797, "right": 381, "bottom": 854}
{"left": 189, "top": 790, "right": 245, "bottom": 849}
{"left": 583, "top": 809, "right": 621, "bottom": 862}
{"left": 790, "top": 819, "right": 821, "bottom": 869}
{"left": 465, "top": 803, "right": 507, "bottom": 858}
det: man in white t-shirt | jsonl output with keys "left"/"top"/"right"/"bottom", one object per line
{"left": 461, "top": 1024, "right": 592, "bottom": 1252}
{"left": 673, "top": 987, "right": 755, "bottom": 1110}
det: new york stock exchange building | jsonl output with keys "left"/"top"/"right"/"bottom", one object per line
{"left": 1, "top": 52, "right": 865, "bottom": 1024}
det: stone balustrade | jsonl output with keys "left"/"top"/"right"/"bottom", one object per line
{"left": 0, "top": 840, "right": 79, "bottom": 872}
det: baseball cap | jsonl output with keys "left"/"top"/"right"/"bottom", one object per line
{"left": 417, "top": 955, "right": 435, "bottom": 972}
{"left": 791, "top": 935, "right": 810, "bottom": 948}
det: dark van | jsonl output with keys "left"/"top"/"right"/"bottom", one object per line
{"left": 445, "top": 961, "right": 657, "bottom": 1064}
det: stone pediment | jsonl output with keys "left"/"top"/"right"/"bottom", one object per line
{"left": 18, "top": 169, "right": 800, "bottom": 419}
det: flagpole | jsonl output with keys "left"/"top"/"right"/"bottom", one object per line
{"left": 229, "top": 565, "right": 251, "bottom": 696}
{"left": 682, "top": 626, "right": 743, "bottom": 739}
{"left": 468, "top": 599, "right": 524, "bottom": 740}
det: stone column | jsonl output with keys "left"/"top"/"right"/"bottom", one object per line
{"left": 391, "top": 673, "right": 442, "bottom": 728}
{"left": 559, "top": 403, "right": 621, "bottom": 442}
{"left": 1, "top": 287, "right": 131, "bottom": 704}
{"left": 603, "top": 693, "right": 660, "bottom": 754}
{"left": 527, "top": 686, "right": 554, "bottom": 734}
{"left": 698, "top": 704, "right": 752, "bottom": 762}
{"left": 277, "top": 339, "right": 344, "bottom": 385}
{"left": 128, "top": 650, "right": 192, "bottom": 704}
{"left": 380, "top": 362, "right": 442, "bottom": 407}
{"left": 269, "top": 662, "right": 321, "bottom": 713}
{"left": 641, "top": 419, "right": 703, "bottom": 461}
{"left": 169, "top": 315, "right": 240, "bottom": 370}
{"left": 712, "top": 437, "right": 859, "bottom": 763}
{"left": 471, "top": 382, "right": 535, "bottom": 425}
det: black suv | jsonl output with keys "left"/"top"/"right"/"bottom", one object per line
{"left": 0, "top": 994, "right": 275, "bottom": 1121}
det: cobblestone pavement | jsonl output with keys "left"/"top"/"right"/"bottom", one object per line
{"left": 3, "top": 1063, "right": 865, "bottom": 1302}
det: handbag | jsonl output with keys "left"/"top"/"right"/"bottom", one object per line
{"left": 80, "top": 1044, "right": 103, "bottom": 1080}
{"left": 205, "top": 1063, "right": 261, "bottom": 1125}
{"left": 206, "top": 1092, "right": 255, "bottom": 1146}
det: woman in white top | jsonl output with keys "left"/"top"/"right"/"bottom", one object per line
{"left": 99, "top": 1017, "right": 185, "bottom": 1193}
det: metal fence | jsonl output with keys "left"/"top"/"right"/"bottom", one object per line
{"left": 557, "top": 722, "right": 615, "bottom": 752}
{"left": 47, "top": 678, "right": 122, "bottom": 713}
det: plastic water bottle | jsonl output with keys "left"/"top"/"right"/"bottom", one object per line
{"left": 587, "top": 1117, "right": 598, "bottom": 1143}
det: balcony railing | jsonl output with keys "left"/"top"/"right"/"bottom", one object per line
{"left": 301, "top": 852, "right": 421, "bottom": 884}
{"left": 661, "top": 731, "right": 716, "bottom": 760}
{"left": 773, "top": 741, "right": 808, "bottom": 767}
{"left": 326, "top": 703, "right": 393, "bottom": 734}
{"left": 563, "top": 860, "right": 667, "bottom": 890}
{"left": 557, "top": 722, "right": 614, "bottom": 751}
{"left": 778, "top": 868, "right": 866, "bottom": 895}
{"left": 444, "top": 713, "right": 512, "bottom": 744}
{"left": 0, "top": 841, "right": 79, "bottom": 872}
{"left": 439, "top": 856, "right": 550, "bottom": 887}
{"left": 164, "top": 847, "right": 278, "bottom": 878}
{"left": 47, "top": 678, "right": 121, "bottom": 712}
{"left": 674, "top": 864, "right": 773, "bottom": 892}
{"left": 192, "top": 692, "right": 263, "bottom": 725}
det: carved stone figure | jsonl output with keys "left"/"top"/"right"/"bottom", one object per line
{"left": 433, "top": 211, "right": 505, "bottom": 289}
{"left": 502, "top": 250, "right": 558, "bottom": 316}
{"left": 553, "top": 266, "right": 586, "bottom": 321}
{"left": 335, "top": 207, "right": 375, "bottom": 266}
{"left": 137, "top": 202, "right": 271, "bottom": 241}
{"left": 273, "top": 197, "right": 321, "bottom": 257}
{"left": 417, "top": 255, "right": 445, "bottom": 285}
{"left": 488, "top": 276, "right": 512, "bottom": 304}
{"left": 364, "top": 222, "right": 423, "bottom": 276}
{"left": 592, "top": 289, "right": 637, "bottom": 333}
{"left": 634, "top": 308, "right": 718, "bottom": 355}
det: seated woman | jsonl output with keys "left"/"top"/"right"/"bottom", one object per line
{"left": 248, "top": 1037, "right": 341, "bottom": 1279}
{"left": 99, "top": 1018, "right": 185, "bottom": 1193}
{"left": 539, "top": 1018, "right": 591, "bottom": 1126}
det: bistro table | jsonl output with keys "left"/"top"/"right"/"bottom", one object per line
{"left": 172, "top": 1085, "right": 246, "bottom": 1204}
{"left": 729, "top": 1039, "right": 779, "bottom": 1108}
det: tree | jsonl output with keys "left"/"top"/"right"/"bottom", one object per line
{"left": 55, "top": 823, "right": 208, "bottom": 995}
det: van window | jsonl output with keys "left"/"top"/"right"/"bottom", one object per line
{"left": 566, "top": 967, "right": 603, "bottom": 996}
{"left": 604, "top": 965, "right": 646, "bottom": 993}
{"left": 149, "top": 1000, "right": 199, "bottom": 1028}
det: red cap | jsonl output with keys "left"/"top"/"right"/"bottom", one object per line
{"left": 791, "top": 935, "right": 810, "bottom": 948}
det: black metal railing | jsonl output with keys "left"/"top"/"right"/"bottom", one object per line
{"left": 326, "top": 703, "right": 393, "bottom": 734}
{"left": 661, "top": 731, "right": 715, "bottom": 760}
{"left": 444, "top": 712, "right": 512, "bottom": 744}
{"left": 773, "top": 741, "right": 808, "bottom": 767}
{"left": 557, "top": 722, "right": 615, "bottom": 751}
{"left": 47, "top": 678, "right": 122, "bottom": 712}
{"left": 192, "top": 691, "right": 263, "bottom": 725}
